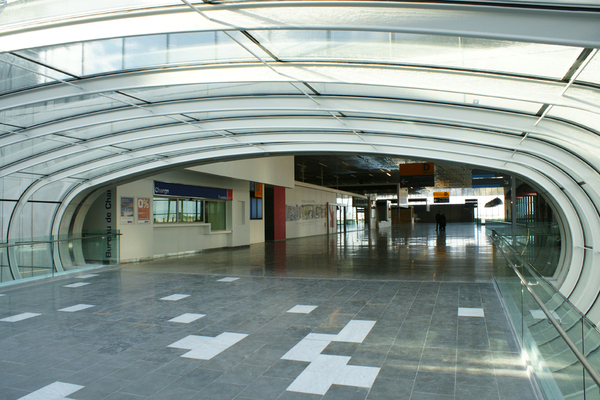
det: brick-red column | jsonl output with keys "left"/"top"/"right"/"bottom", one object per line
{"left": 273, "top": 186, "right": 286, "bottom": 241}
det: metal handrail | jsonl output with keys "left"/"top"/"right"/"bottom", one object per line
{"left": 0, "top": 233, "right": 122, "bottom": 249}
{"left": 491, "top": 231, "right": 600, "bottom": 390}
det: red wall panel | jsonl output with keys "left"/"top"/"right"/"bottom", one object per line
{"left": 273, "top": 186, "right": 286, "bottom": 241}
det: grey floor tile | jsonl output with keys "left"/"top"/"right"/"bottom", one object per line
{"left": 348, "top": 343, "right": 390, "bottom": 367}
{"left": 154, "top": 357, "right": 203, "bottom": 376}
{"left": 119, "top": 372, "right": 179, "bottom": 397}
{"left": 148, "top": 385, "right": 198, "bottom": 400}
{"left": 263, "top": 360, "right": 309, "bottom": 379}
{"left": 497, "top": 375, "right": 538, "bottom": 400}
{"left": 111, "top": 359, "right": 163, "bottom": 381}
{"left": 456, "top": 384, "right": 500, "bottom": 400}
{"left": 457, "top": 332, "right": 490, "bottom": 351}
{"left": 216, "top": 363, "right": 267, "bottom": 386}
{"left": 277, "top": 389, "right": 324, "bottom": 399}
{"left": 456, "top": 367, "right": 497, "bottom": 388}
{"left": 322, "top": 342, "right": 360, "bottom": 357}
{"left": 323, "top": 384, "right": 369, "bottom": 400}
{"left": 366, "top": 377, "right": 413, "bottom": 399}
{"left": 0, "top": 387, "right": 30, "bottom": 400}
{"left": 0, "top": 228, "right": 535, "bottom": 400}
{"left": 172, "top": 367, "right": 224, "bottom": 391}
{"left": 425, "top": 329, "right": 457, "bottom": 349}
{"left": 6, "top": 368, "right": 73, "bottom": 393}
{"left": 64, "top": 363, "right": 121, "bottom": 386}
{"left": 419, "top": 347, "right": 457, "bottom": 373}
{"left": 65, "top": 376, "right": 129, "bottom": 400}
{"left": 378, "top": 359, "right": 418, "bottom": 381}
{"left": 239, "top": 376, "right": 292, "bottom": 400}
{"left": 193, "top": 381, "right": 246, "bottom": 400}
{"left": 0, "top": 372, "right": 27, "bottom": 388}
{"left": 103, "top": 392, "right": 146, "bottom": 400}
{"left": 413, "top": 371, "right": 456, "bottom": 395}
{"left": 243, "top": 345, "right": 289, "bottom": 367}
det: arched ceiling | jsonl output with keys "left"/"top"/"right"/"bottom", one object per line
{"left": 1, "top": 0, "right": 600, "bottom": 320}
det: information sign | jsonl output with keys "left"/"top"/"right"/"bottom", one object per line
{"left": 433, "top": 191, "right": 450, "bottom": 203}
{"left": 399, "top": 163, "right": 434, "bottom": 188}
{"left": 154, "top": 181, "right": 233, "bottom": 200}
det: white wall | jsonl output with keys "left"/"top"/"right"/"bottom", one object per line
{"left": 286, "top": 182, "right": 350, "bottom": 239}
{"left": 115, "top": 169, "right": 251, "bottom": 262}
{"left": 250, "top": 219, "right": 264, "bottom": 244}
{"left": 90, "top": 159, "right": 371, "bottom": 261}
{"left": 189, "top": 156, "right": 295, "bottom": 188}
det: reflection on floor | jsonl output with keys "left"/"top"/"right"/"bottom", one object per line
{"left": 127, "top": 223, "right": 511, "bottom": 282}
{"left": 0, "top": 224, "right": 536, "bottom": 400}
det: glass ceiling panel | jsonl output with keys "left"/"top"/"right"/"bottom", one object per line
{"left": 0, "top": 53, "right": 72, "bottom": 95}
{"left": 548, "top": 106, "right": 600, "bottom": 134}
{"left": 0, "top": 136, "right": 78, "bottom": 168}
{"left": 0, "top": 92, "right": 140, "bottom": 128}
{"left": 15, "top": 42, "right": 83, "bottom": 76}
{"left": 20, "top": 148, "right": 122, "bottom": 175}
{"left": 70, "top": 156, "right": 158, "bottom": 180}
{"left": 122, "top": 81, "right": 303, "bottom": 103}
{"left": 185, "top": 110, "right": 335, "bottom": 121}
{"left": 61, "top": 116, "right": 178, "bottom": 141}
{"left": 3, "top": 0, "right": 600, "bottom": 32}
{"left": 115, "top": 131, "right": 221, "bottom": 150}
{"left": 249, "top": 30, "right": 582, "bottom": 79}
{"left": 577, "top": 52, "right": 600, "bottom": 86}
{"left": 0, "top": 123, "right": 20, "bottom": 133}
{"left": 0, "top": 0, "right": 180, "bottom": 29}
{"left": 16, "top": 31, "right": 255, "bottom": 78}
{"left": 311, "top": 82, "right": 542, "bottom": 115}
{"left": 30, "top": 180, "right": 79, "bottom": 202}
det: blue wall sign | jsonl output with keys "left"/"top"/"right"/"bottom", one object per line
{"left": 154, "top": 181, "right": 232, "bottom": 200}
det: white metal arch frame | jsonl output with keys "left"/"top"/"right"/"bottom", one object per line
{"left": 1, "top": 0, "right": 600, "bottom": 322}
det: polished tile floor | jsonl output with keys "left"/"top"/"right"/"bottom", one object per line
{"left": 0, "top": 223, "right": 537, "bottom": 400}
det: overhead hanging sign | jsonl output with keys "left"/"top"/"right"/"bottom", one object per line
{"left": 471, "top": 171, "right": 510, "bottom": 188}
{"left": 399, "top": 162, "right": 434, "bottom": 188}
{"left": 154, "top": 181, "right": 233, "bottom": 200}
{"left": 433, "top": 191, "right": 450, "bottom": 203}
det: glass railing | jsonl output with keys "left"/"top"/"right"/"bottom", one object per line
{"left": 486, "top": 222, "right": 561, "bottom": 277}
{"left": 0, "top": 231, "right": 120, "bottom": 284}
{"left": 491, "top": 229, "right": 600, "bottom": 400}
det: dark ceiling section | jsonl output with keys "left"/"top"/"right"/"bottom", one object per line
{"left": 295, "top": 155, "right": 402, "bottom": 194}
{"left": 294, "top": 155, "right": 498, "bottom": 195}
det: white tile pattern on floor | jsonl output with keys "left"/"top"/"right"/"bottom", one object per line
{"left": 0, "top": 227, "right": 537, "bottom": 400}
{"left": 62, "top": 282, "right": 90, "bottom": 288}
{"left": 286, "top": 354, "right": 380, "bottom": 395}
{"left": 458, "top": 307, "right": 485, "bottom": 317}
{"left": 75, "top": 274, "right": 98, "bottom": 279}
{"left": 160, "top": 294, "right": 190, "bottom": 301}
{"left": 58, "top": 304, "right": 95, "bottom": 312}
{"left": 17, "top": 381, "right": 83, "bottom": 400}
{"left": 283, "top": 320, "right": 376, "bottom": 362}
{"left": 168, "top": 313, "right": 205, "bottom": 323}
{"left": 217, "top": 277, "right": 239, "bottom": 282}
{"left": 168, "top": 332, "right": 248, "bottom": 360}
{"left": 287, "top": 305, "right": 318, "bottom": 314}
{"left": 283, "top": 319, "right": 380, "bottom": 395}
{"left": 1, "top": 312, "right": 41, "bottom": 322}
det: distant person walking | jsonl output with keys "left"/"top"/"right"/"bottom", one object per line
{"left": 436, "top": 211, "right": 442, "bottom": 231}
{"left": 440, "top": 212, "right": 446, "bottom": 232}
